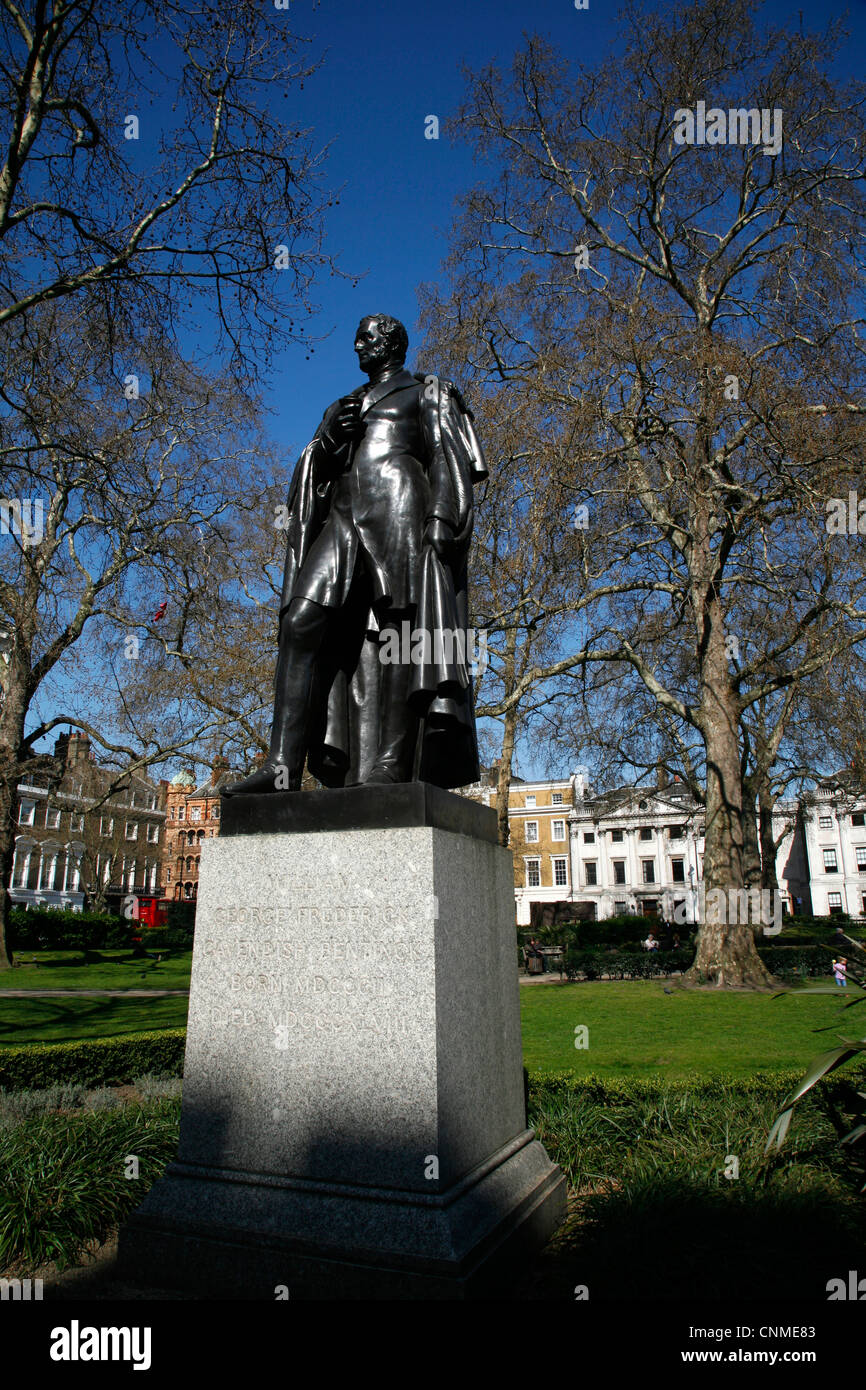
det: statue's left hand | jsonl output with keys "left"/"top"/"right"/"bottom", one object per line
{"left": 424, "top": 518, "right": 453, "bottom": 558}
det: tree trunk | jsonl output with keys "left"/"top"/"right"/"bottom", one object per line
{"left": 759, "top": 789, "right": 780, "bottom": 895}
{"left": 496, "top": 703, "right": 518, "bottom": 848}
{"left": 0, "top": 640, "right": 35, "bottom": 970}
{"left": 0, "top": 772, "right": 14, "bottom": 969}
{"left": 685, "top": 598, "right": 774, "bottom": 988}
{"left": 741, "top": 783, "right": 762, "bottom": 889}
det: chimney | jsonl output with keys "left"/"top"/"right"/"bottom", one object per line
{"left": 67, "top": 732, "right": 91, "bottom": 765}
{"left": 54, "top": 732, "right": 70, "bottom": 764}
{"left": 211, "top": 756, "right": 229, "bottom": 786}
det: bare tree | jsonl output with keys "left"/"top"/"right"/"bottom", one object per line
{"left": 0, "top": 304, "right": 288, "bottom": 967}
{"left": 421, "top": 0, "right": 866, "bottom": 985}
{"left": 0, "top": 1, "right": 341, "bottom": 966}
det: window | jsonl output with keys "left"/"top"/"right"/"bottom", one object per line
{"left": 125, "top": 821, "right": 138, "bottom": 840}
{"left": 526, "top": 859, "right": 541, "bottom": 888}
{"left": 552, "top": 793, "right": 563, "bottom": 805}
{"left": 70, "top": 812, "right": 84, "bottom": 832}
{"left": 671, "top": 858, "right": 685, "bottom": 882}
{"left": 584, "top": 832, "right": 595, "bottom": 844}
{"left": 584, "top": 861, "right": 598, "bottom": 886}
{"left": 857, "top": 847, "right": 866, "bottom": 873}
{"left": 147, "top": 824, "right": 159, "bottom": 844}
{"left": 819, "top": 815, "right": 833, "bottom": 829}
{"left": 18, "top": 800, "right": 35, "bottom": 826}
{"left": 614, "top": 900, "right": 628, "bottom": 915}
{"left": 100, "top": 815, "right": 113, "bottom": 836}
{"left": 177, "top": 806, "right": 185, "bottom": 821}
{"left": 184, "top": 882, "right": 192, "bottom": 899}
{"left": 197, "top": 830, "right": 204, "bottom": 842}
{"left": 853, "top": 813, "right": 865, "bottom": 827}
{"left": 669, "top": 825, "right": 685, "bottom": 840}
{"left": 828, "top": 892, "right": 843, "bottom": 914}
{"left": 639, "top": 827, "right": 653, "bottom": 841}
{"left": 552, "top": 819, "right": 566, "bottom": 841}
{"left": 45, "top": 806, "right": 61, "bottom": 829}
{"left": 553, "top": 857, "right": 568, "bottom": 887}
{"left": 642, "top": 860, "right": 655, "bottom": 884}
{"left": 611, "top": 828, "right": 624, "bottom": 842}
{"left": 186, "top": 856, "right": 193, "bottom": 871}
{"left": 525, "top": 821, "right": 539, "bottom": 843}
{"left": 211, "top": 805, "right": 220, "bottom": 819}
{"left": 613, "top": 860, "right": 626, "bottom": 885}
{"left": 190, "top": 806, "right": 201, "bottom": 822}
{"left": 823, "top": 848, "right": 838, "bottom": 873}
{"left": 166, "top": 867, "right": 171, "bottom": 882}
{"left": 525, "top": 794, "right": 536, "bottom": 808}
{"left": 170, "top": 807, "right": 176, "bottom": 819}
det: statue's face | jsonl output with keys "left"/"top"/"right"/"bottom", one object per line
{"left": 354, "top": 317, "right": 394, "bottom": 374}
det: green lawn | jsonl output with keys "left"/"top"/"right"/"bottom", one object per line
{"left": 0, "top": 950, "right": 192, "bottom": 992}
{"left": 520, "top": 978, "right": 859, "bottom": 1078}
{"left": 0, "top": 995, "right": 189, "bottom": 1044}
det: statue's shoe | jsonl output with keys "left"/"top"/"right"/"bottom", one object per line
{"left": 363, "top": 765, "right": 405, "bottom": 785}
{"left": 221, "top": 762, "right": 299, "bottom": 797}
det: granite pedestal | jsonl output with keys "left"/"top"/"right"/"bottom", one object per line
{"left": 119, "top": 784, "right": 566, "bottom": 1298}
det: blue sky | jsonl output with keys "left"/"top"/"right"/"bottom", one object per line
{"left": 247, "top": 0, "right": 866, "bottom": 782}
{"left": 266, "top": 0, "right": 866, "bottom": 455}
{"left": 36, "top": 0, "right": 866, "bottom": 783}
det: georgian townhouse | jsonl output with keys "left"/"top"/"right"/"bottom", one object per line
{"left": 11, "top": 731, "right": 166, "bottom": 912}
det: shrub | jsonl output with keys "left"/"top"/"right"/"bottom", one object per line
{"left": 756, "top": 944, "right": 837, "bottom": 978}
{"left": 0, "top": 1098, "right": 180, "bottom": 1270}
{"left": 0, "top": 1029, "right": 187, "bottom": 1091}
{"left": 8, "top": 907, "right": 132, "bottom": 952}
{"left": 133, "top": 1073, "right": 183, "bottom": 1102}
{"left": 564, "top": 947, "right": 693, "bottom": 980}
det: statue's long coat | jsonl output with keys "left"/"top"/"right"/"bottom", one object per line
{"left": 278, "top": 373, "right": 488, "bottom": 789}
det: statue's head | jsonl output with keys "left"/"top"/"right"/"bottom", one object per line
{"left": 354, "top": 314, "right": 408, "bottom": 374}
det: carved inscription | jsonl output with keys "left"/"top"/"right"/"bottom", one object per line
{"left": 200, "top": 910, "right": 429, "bottom": 1036}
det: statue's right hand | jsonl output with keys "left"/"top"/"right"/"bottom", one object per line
{"left": 322, "top": 395, "right": 364, "bottom": 450}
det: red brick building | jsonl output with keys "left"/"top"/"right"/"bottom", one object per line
{"left": 161, "top": 761, "right": 234, "bottom": 901}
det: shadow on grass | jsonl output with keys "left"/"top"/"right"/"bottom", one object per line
{"left": 516, "top": 1181, "right": 864, "bottom": 1300}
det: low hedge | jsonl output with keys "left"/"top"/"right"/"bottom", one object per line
{"left": 0, "top": 1029, "right": 187, "bottom": 1091}
{"left": 564, "top": 948, "right": 694, "bottom": 980}
{"left": 756, "top": 944, "right": 841, "bottom": 978}
{"left": 8, "top": 908, "right": 133, "bottom": 951}
{"left": 526, "top": 1067, "right": 866, "bottom": 1107}
{"left": 561, "top": 942, "right": 854, "bottom": 982}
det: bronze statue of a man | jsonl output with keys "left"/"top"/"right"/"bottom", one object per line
{"left": 224, "top": 314, "right": 487, "bottom": 796}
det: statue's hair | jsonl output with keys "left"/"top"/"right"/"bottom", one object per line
{"left": 362, "top": 313, "right": 409, "bottom": 363}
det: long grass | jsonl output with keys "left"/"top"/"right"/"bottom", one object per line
{"left": 0, "top": 1098, "right": 180, "bottom": 1271}
{"left": 523, "top": 1078, "right": 866, "bottom": 1300}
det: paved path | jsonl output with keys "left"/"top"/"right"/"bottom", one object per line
{"left": 0, "top": 988, "right": 189, "bottom": 998}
